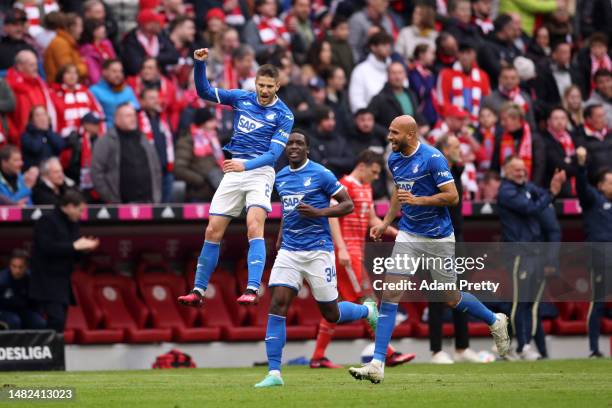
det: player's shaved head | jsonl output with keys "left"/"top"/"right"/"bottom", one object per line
{"left": 388, "top": 115, "right": 418, "bottom": 154}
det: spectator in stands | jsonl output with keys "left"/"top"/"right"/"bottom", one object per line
{"left": 32, "top": 156, "right": 75, "bottom": 205}
{"left": 436, "top": 42, "right": 491, "bottom": 123}
{"left": 433, "top": 31, "right": 458, "bottom": 74}
{"left": 174, "top": 108, "right": 224, "bottom": 202}
{"left": 534, "top": 42, "right": 579, "bottom": 113}
{"left": 445, "top": 0, "right": 482, "bottom": 50}
{"left": 576, "top": 104, "right": 612, "bottom": 183}
{"left": 90, "top": 59, "right": 140, "bottom": 129}
{"left": 82, "top": 0, "right": 119, "bottom": 48}
{"left": 6, "top": 50, "right": 57, "bottom": 145}
{"left": 395, "top": 2, "right": 437, "bottom": 62}
{"left": 138, "top": 87, "right": 174, "bottom": 203}
{"left": 349, "top": 31, "right": 392, "bottom": 113}
{"left": 472, "top": 0, "right": 495, "bottom": 36}
{"left": 473, "top": 106, "right": 502, "bottom": 176}
{"left": 310, "top": 105, "right": 354, "bottom": 177}
{"left": 63, "top": 112, "right": 101, "bottom": 199}
{"left": 477, "top": 14, "right": 521, "bottom": 88}
{"left": 348, "top": 0, "right": 396, "bottom": 62}
{"left": 497, "top": 155, "right": 565, "bottom": 360}
{"left": 563, "top": 85, "right": 584, "bottom": 131}
{"left": 542, "top": 107, "right": 578, "bottom": 198}
{"left": 160, "top": 0, "right": 188, "bottom": 23}
{"left": 21, "top": 105, "right": 65, "bottom": 170}
{"left": 230, "top": 45, "right": 257, "bottom": 92}
{"left": 207, "top": 27, "right": 240, "bottom": 87}
{"left": 574, "top": 33, "right": 611, "bottom": 100}
{"left": 0, "top": 250, "right": 46, "bottom": 330}
{"left": 0, "top": 79, "right": 16, "bottom": 146}
{"left": 347, "top": 108, "right": 387, "bottom": 157}
{"left": 33, "top": 11, "right": 63, "bottom": 52}
{"left": 526, "top": 26, "right": 551, "bottom": 67}
{"left": 575, "top": 146, "right": 612, "bottom": 358}
{"left": 127, "top": 57, "right": 179, "bottom": 131}
{"left": 243, "top": 0, "right": 290, "bottom": 62}
{"left": 0, "top": 145, "right": 38, "bottom": 206}
{"left": 322, "top": 65, "right": 351, "bottom": 136}
{"left": 327, "top": 15, "right": 354, "bottom": 78}
{"left": 368, "top": 62, "right": 425, "bottom": 129}
{"left": 30, "top": 189, "right": 99, "bottom": 333}
{"left": 43, "top": 13, "right": 87, "bottom": 84}
{"left": 285, "top": 0, "right": 314, "bottom": 65}
{"left": 200, "top": 8, "right": 226, "bottom": 49}
{"left": 409, "top": 44, "right": 437, "bottom": 126}
{"left": 79, "top": 18, "right": 117, "bottom": 85}
{"left": 491, "top": 103, "right": 546, "bottom": 186}
{"left": 483, "top": 66, "right": 536, "bottom": 128}
{"left": 91, "top": 103, "right": 161, "bottom": 204}
{"left": 120, "top": 9, "right": 179, "bottom": 76}
{"left": 499, "top": 0, "right": 560, "bottom": 35}
{"left": 167, "top": 16, "right": 196, "bottom": 89}
{"left": 304, "top": 39, "right": 333, "bottom": 77}
{"left": 275, "top": 54, "right": 315, "bottom": 130}
{"left": 51, "top": 64, "right": 102, "bottom": 138}
{"left": 0, "top": 8, "right": 36, "bottom": 71}
{"left": 585, "top": 69, "right": 612, "bottom": 127}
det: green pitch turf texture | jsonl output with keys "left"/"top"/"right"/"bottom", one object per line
{"left": 2, "top": 360, "right": 611, "bottom": 407}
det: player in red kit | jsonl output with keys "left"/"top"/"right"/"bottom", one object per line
{"left": 310, "top": 151, "right": 416, "bottom": 368}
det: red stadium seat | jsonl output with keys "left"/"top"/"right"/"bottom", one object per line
{"left": 65, "top": 303, "right": 124, "bottom": 344}
{"left": 73, "top": 272, "right": 172, "bottom": 343}
{"left": 137, "top": 273, "right": 221, "bottom": 342}
{"left": 553, "top": 302, "right": 588, "bottom": 334}
{"left": 136, "top": 253, "right": 172, "bottom": 275}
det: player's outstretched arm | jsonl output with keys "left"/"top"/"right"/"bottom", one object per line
{"left": 193, "top": 48, "right": 242, "bottom": 106}
{"left": 368, "top": 205, "right": 398, "bottom": 238}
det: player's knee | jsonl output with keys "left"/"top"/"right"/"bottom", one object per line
{"left": 205, "top": 223, "right": 224, "bottom": 241}
{"left": 322, "top": 309, "right": 339, "bottom": 323}
{"left": 446, "top": 291, "right": 461, "bottom": 308}
{"left": 246, "top": 220, "right": 264, "bottom": 239}
{"left": 269, "top": 297, "right": 290, "bottom": 317}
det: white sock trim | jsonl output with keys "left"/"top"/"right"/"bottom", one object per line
{"left": 246, "top": 285, "right": 260, "bottom": 292}
{"left": 269, "top": 370, "right": 281, "bottom": 377}
{"left": 193, "top": 287, "right": 205, "bottom": 296}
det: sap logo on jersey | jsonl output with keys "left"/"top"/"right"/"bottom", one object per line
{"left": 237, "top": 115, "right": 264, "bottom": 133}
{"left": 282, "top": 194, "right": 305, "bottom": 211}
{"left": 397, "top": 181, "right": 415, "bottom": 191}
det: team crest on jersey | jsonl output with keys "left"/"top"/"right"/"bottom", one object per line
{"left": 412, "top": 164, "right": 419, "bottom": 173}
{"left": 282, "top": 194, "right": 305, "bottom": 211}
{"left": 237, "top": 115, "right": 264, "bottom": 133}
{"left": 397, "top": 181, "right": 415, "bottom": 191}
{"left": 303, "top": 177, "right": 312, "bottom": 187}
{"left": 266, "top": 113, "right": 276, "bottom": 120}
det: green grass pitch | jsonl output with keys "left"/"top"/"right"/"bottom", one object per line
{"left": 1, "top": 360, "right": 611, "bottom": 407}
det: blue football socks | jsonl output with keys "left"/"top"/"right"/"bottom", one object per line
{"left": 337, "top": 301, "right": 369, "bottom": 323}
{"left": 247, "top": 238, "right": 266, "bottom": 291}
{"left": 456, "top": 292, "right": 497, "bottom": 326}
{"left": 193, "top": 240, "right": 220, "bottom": 292}
{"left": 265, "top": 314, "right": 287, "bottom": 372}
{"left": 372, "top": 302, "right": 398, "bottom": 363}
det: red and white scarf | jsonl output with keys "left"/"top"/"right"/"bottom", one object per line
{"left": 53, "top": 84, "right": 102, "bottom": 137}
{"left": 473, "top": 16, "right": 494, "bottom": 35}
{"left": 446, "top": 62, "right": 486, "bottom": 121}
{"left": 584, "top": 123, "right": 609, "bottom": 142}
{"left": 590, "top": 53, "right": 612, "bottom": 91}
{"left": 499, "top": 86, "right": 529, "bottom": 114}
{"left": 136, "top": 30, "right": 160, "bottom": 57}
{"left": 17, "top": 0, "right": 59, "bottom": 37}
{"left": 138, "top": 111, "right": 175, "bottom": 172}
{"left": 191, "top": 124, "right": 224, "bottom": 168}
{"left": 549, "top": 126, "right": 576, "bottom": 195}
{"left": 500, "top": 122, "right": 533, "bottom": 179}
{"left": 254, "top": 15, "right": 290, "bottom": 46}
{"left": 476, "top": 126, "right": 496, "bottom": 173}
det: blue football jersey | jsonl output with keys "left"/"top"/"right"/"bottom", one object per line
{"left": 275, "top": 160, "right": 344, "bottom": 252}
{"left": 212, "top": 88, "right": 294, "bottom": 159}
{"left": 388, "top": 143, "right": 455, "bottom": 239}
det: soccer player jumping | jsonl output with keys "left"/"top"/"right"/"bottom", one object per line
{"left": 255, "top": 131, "right": 378, "bottom": 388}
{"left": 349, "top": 115, "right": 510, "bottom": 384}
{"left": 178, "top": 49, "right": 294, "bottom": 307}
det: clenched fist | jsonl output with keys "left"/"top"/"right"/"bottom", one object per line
{"left": 576, "top": 146, "right": 587, "bottom": 166}
{"left": 194, "top": 48, "right": 209, "bottom": 61}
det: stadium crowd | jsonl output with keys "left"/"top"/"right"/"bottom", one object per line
{"left": 0, "top": 0, "right": 611, "bottom": 361}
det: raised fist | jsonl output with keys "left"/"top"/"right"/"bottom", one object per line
{"left": 194, "top": 48, "right": 209, "bottom": 61}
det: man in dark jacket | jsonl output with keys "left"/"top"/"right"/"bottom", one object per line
{"left": 497, "top": 155, "right": 565, "bottom": 359}
{"left": 120, "top": 9, "right": 179, "bottom": 76}
{"left": 534, "top": 42, "right": 580, "bottom": 113}
{"left": 0, "top": 8, "right": 37, "bottom": 71}
{"left": 541, "top": 107, "right": 578, "bottom": 198}
{"left": 309, "top": 105, "right": 354, "bottom": 177}
{"left": 444, "top": 0, "right": 482, "bottom": 50}
{"left": 0, "top": 250, "right": 46, "bottom": 330}
{"left": 91, "top": 103, "right": 162, "bottom": 203}
{"left": 477, "top": 14, "right": 522, "bottom": 89}
{"left": 368, "top": 62, "right": 425, "bottom": 130}
{"left": 29, "top": 189, "right": 99, "bottom": 332}
{"left": 32, "top": 157, "right": 76, "bottom": 205}
{"left": 575, "top": 146, "right": 612, "bottom": 357}
{"left": 575, "top": 104, "right": 612, "bottom": 184}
